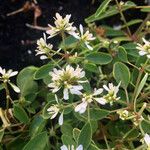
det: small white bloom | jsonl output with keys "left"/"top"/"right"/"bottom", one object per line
{"left": 60, "top": 144, "right": 83, "bottom": 150}
{"left": 117, "top": 110, "right": 129, "bottom": 120}
{"left": 48, "top": 65, "right": 85, "bottom": 100}
{"left": 102, "top": 82, "right": 120, "bottom": 105}
{"left": 75, "top": 88, "right": 104, "bottom": 114}
{"left": 36, "top": 33, "right": 53, "bottom": 60}
{"left": 0, "top": 67, "right": 20, "bottom": 93}
{"left": 0, "top": 67, "right": 18, "bottom": 82}
{"left": 46, "top": 13, "right": 77, "bottom": 38}
{"left": 144, "top": 134, "right": 150, "bottom": 149}
{"left": 136, "top": 38, "right": 150, "bottom": 58}
{"left": 47, "top": 104, "right": 63, "bottom": 125}
{"left": 73, "top": 24, "right": 95, "bottom": 50}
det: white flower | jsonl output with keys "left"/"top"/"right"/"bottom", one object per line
{"left": 0, "top": 67, "right": 18, "bottom": 82}
{"left": 144, "top": 134, "right": 150, "bottom": 149}
{"left": 47, "top": 105, "right": 63, "bottom": 125}
{"left": 60, "top": 144, "right": 83, "bottom": 150}
{"left": 75, "top": 88, "right": 105, "bottom": 114}
{"left": 99, "top": 82, "right": 120, "bottom": 105}
{"left": 46, "top": 13, "right": 77, "bottom": 38}
{"left": 73, "top": 24, "right": 95, "bottom": 50}
{"left": 35, "top": 33, "right": 53, "bottom": 60}
{"left": 136, "top": 38, "right": 150, "bottom": 58}
{"left": 117, "top": 110, "right": 129, "bottom": 120}
{"left": 0, "top": 67, "right": 20, "bottom": 93}
{"left": 48, "top": 65, "right": 85, "bottom": 100}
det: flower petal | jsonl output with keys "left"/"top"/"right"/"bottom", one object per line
{"left": 77, "top": 145, "right": 83, "bottom": 150}
{"left": 94, "top": 98, "right": 106, "bottom": 105}
{"left": 63, "top": 88, "right": 69, "bottom": 100}
{"left": 58, "top": 112, "right": 63, "bottom": 125}
{"left": 60, "top": 145, "right": 68, "bottom": 150}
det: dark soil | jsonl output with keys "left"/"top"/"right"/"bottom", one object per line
{"left": 0, "top": 0, "right": 148, "bottom": 71}
{"left": 0, "top": 0, "right": 101, "bottom": 70}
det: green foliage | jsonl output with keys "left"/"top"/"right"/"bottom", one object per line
{"left": 86, "top": 52, "right": 112, "bottom": 65}
{"left": 0, "top": 1, "right": 150, "bottom": 149}
{"left": 78, "top": 122, "right": 92, "bottom": 149}
{"left": 113, "top": 62, "right": 130, "bottom": 88}
{"left": 23, "top": 132, "right": 48, "bottom": 150}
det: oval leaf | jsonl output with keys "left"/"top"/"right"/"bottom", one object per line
{"left": 86, "top": 52, "right": 112, "bottom": 65}
{"left": 118, "top": 46, "right": 128, "bottom": 63}
{"left": 17, "top": 66, "right": 38, "bottom": 97}
{"left": 23, "top": 132, "right": 48, "bottom": 150}
{"left": 13, "top": 104, "right": 29, "bottom": 124}
{"left": 113, "top": 62, "right": 130, "bottom": 88}
{"left": 78, "top": 122, "right": 92, "bottom": 149}
{"left": 34, "top": 64, "right": 53, "bottom": 80}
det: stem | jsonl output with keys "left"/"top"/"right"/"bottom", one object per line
{"left": 61, "top": 32, "right": 67, "bottom": 54}
{"left": 127, "top": 62, "right": 140, "bottom": 71}
{"left": 0, "top": 108, "right": 10, "bottom": 128}
{"left": 4, "top": 82, "right": 12, "bottom": 111}
{"left": 87, "top": 104, "right": 90, "bottom": 122}
{"left": 139, "top": 123, "right": 145, "bottom": 136}
{"left": 132, "top": 59, "right": 149, "bottom": 112}
{"left": 104, "top": 134, "right": 110, "bottom": 150}
{"left": 124, "top": 88, "right": 129, "bottom": 104}
{"left": 133, "top": 70, "right": 143, "bottom": 112}
{"left": 115, "top": 0, "right": 132, "bottom": 37}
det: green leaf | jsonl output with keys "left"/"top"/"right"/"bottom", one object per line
{"left": 78, "top": 122, "right": 92, "bottom": 150}
{"left": 85, "top": 1, "right": 136, "bottom": 23}
{"left": 118, "top": 46, "right": 128, "bottom": 63}
{"left": 29, "top": 116, "right": 46, "bottom": 138}
{"left": 23, "top": 132, "right": 48, "bottom": 150}
{"left": 34, "top": 64, "right": 53, "bottom": 80}
{"left": 121, "top": 19, "right": 142, "bottom": 29}
{"left": 17, "top": 66, "right": 38, "bottom": 97}
{"left": 84, "top": 63, "right": 98, "bottom": 73}
{"left": 13, "top": 104, "right": 29, "bottom": 124}
{"left": 61, "top": 135, "right": 75, "bottom": 146}
{"left": 73, "top": 128, "right": 81, "bottom": 142}
{"left": 86, "top": 52, "right": 112, "bottom": 65}
{"left": 103, "top": 26, "right": 125, "bottom": 37}
{"left": 89, "top": 108, "right": 109, "bottom": 120}
{"left": 6, "top": 137, "right": 27, "bottom": 150}
{"left": 60, "top": 36, "right": 78, "bottom": 49}
{"left": 95, "top": 0, "right": 111, "bottom": 17}
{"left": 134, "top": 73, "right": 148, "bottom": 100}
{"left": 141, "top": 120, "right": 150, "bottom": 133}
{"left": 61, "top": 123, "right": 73, "bottom": 137}
{"left": 122, "top": 42, "right": 139, "bottom": 57}
{"left": 113, "top": 62, "right": 130, "bottom": 88}
{"left": 124, "top": 129, "right": 139, "bottom": 140}
{"left": 0, "top": 129, "right": 4, "bottom": 142}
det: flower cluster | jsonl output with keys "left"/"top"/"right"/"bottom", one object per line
{"left": 46, "top": 13, "right": 77, "bottom": 38}
{"left": 137, "top": 38, "right": 150, "bottom": 58}
{"left": 75, "top": 88, "right": 104, "bottom": 114}
{"left": 0, "top": 67, "right": 20, "bottom": 93}
{"left": 117, "top": 110, "right": 129, "bottom": 120}
{"left": 36, "top": 33, "right": 53, "bottom": 60}
{"left": 48, "top": 65, "right": 85, "bottom": 100}
{"left": 100, "top": 82, "right": 120, "bottom": 105}
{"left": 47, "top": 104, "right": 63, "bottom": 125}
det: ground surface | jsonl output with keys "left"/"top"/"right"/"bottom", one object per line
{"left": 0, "top": 0, "right": 101, "bottom": 70}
